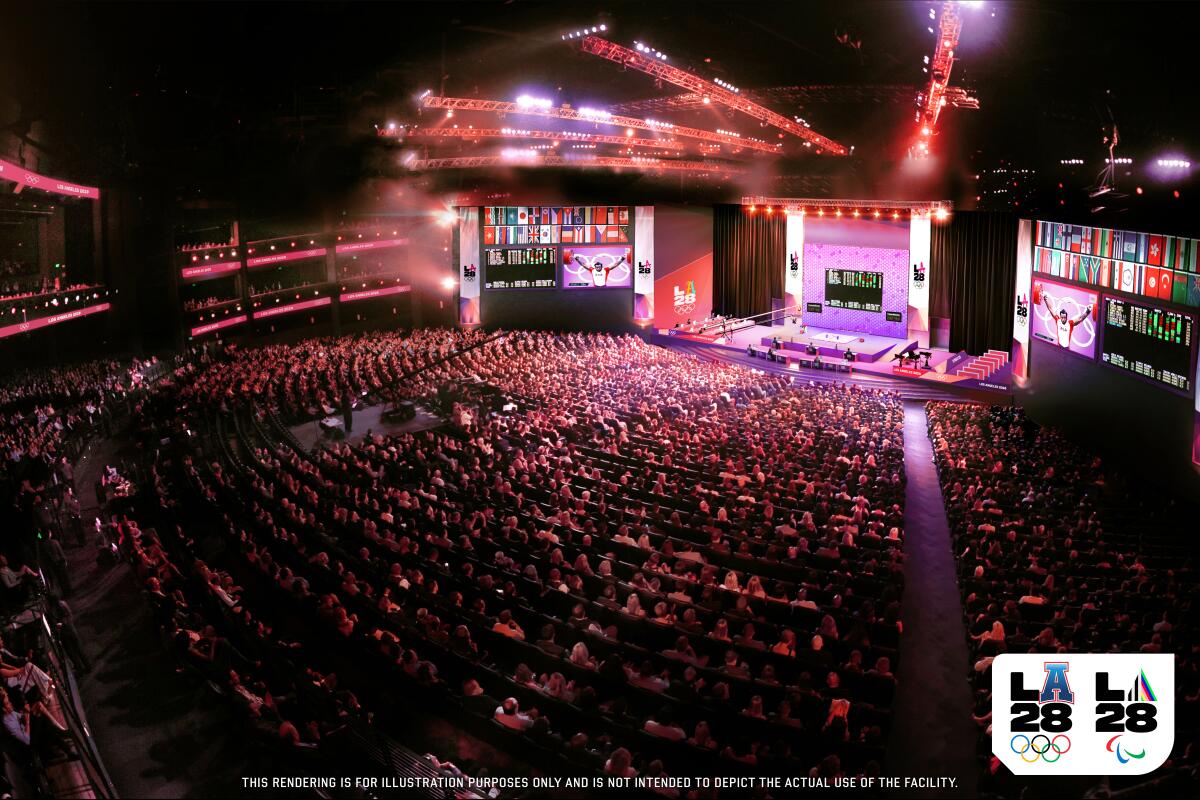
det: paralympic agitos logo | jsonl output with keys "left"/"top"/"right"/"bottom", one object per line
{"left": 991, "top": 654, "right": 1173, "bottom": 775}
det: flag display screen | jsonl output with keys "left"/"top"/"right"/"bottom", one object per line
{"left": 561, "top": 246, "right": 633, "bottom": 289}
{"left": 1101, "top": 297, "right": 1194, "bottom": 394}
{"left": 825, "top": 269, "right": 883, "bottom": 311}
{"left": 483, "top": 246, "right": 557, "bottom": 290}
{"left": 479, "top": 205, "right": 632, "bottom": 291}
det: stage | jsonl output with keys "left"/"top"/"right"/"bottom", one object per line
{"left": 666, "top": 320, "right": 1012, "bottom": 394}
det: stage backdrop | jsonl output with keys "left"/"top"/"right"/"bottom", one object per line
{"left": 712, "top": 205, "right": 784, "bottom": 319}
{"left": 930, "top": 211, "right": 1019, "bottom": 355}
{"left": 654, "top": 205, "right": 714, "bottom": 328}
{"left": 802, "top": 217, "right": 910, "bottom": 339}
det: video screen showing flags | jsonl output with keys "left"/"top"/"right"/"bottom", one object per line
{"left": 1034, "top": 220, "right": 1200, "bottom": 308}
{"left": 480, "top": 205, "right": 633, "bottom": 291}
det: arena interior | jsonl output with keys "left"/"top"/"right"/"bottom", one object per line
{"left": 0, "top": 2, "right": 1196, "bottom": 799}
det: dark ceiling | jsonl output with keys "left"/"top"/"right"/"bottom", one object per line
{"left": 1, "top": 1, "right": 1196, "bottom": 223}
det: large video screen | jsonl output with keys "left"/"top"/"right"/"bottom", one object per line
{"left": 483, "top": 246, "right": 557, "bottom": 290}
{"left": 1030, "top": 278, "right": 1099, "bottom": 359}
{"left": 1101, "top": 297, "right": 1194, "bottom": 394}
{"left": 802, "top": 242, "right": 909, "bottom": 338}
{"left": 825, "top": 269, "right": 883, "bottom": 312}
{"left": 561, "top": 246, "right": 633, "bottom": 289}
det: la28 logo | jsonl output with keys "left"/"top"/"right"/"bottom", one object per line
{"left": 1015, "top": 294, "right": 1029, "bottom": 325}
{"left": 789, "top": 253, "right": 799, "bottom": 275}
{"left": 993, "top": 655, "right": 1172, "bottom": 775}
{"left": 462, "top": 264, "right": 477, "bottom": 282}
{"left": 637, "top": 260, "right": 652, "bottom": 275}
{"left": 912, "top": 262, "right": 926, "bottom": 286}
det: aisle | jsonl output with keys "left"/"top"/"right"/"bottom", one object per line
{"left": 885, "top": 400, "right": 979, "bottom": 795}
{"left": 66, "top": 437, "right": 273, "bottom": 798}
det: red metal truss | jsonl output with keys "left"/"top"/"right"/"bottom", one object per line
{"left": 383, "top": 126, "right": 685, "bottom": 152}
{"left": 916, "top": 1, "right": 969, "bottom": 152}
{"left": 577, "top": 36, "right": 848, "bottom": 155}
{"left": 407, "top": 155, "right": 744, "bottom": 174}
{"left": 421, "top": 95, "right": 781, "bottom": 154}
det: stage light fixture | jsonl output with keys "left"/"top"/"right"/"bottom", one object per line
{"left": 766, "top": 206, "right": 773, "bottom": 214}
{"left": 817, "top": 209, "right": 824, "bottom": 217}
{"left": 892, "top": 211, "right": 900, "bottom": 219}
{"left": 853, "top": 210, "right": 860, "bottom": 217}
{"left": 1136, "top": 186, "right": 1143, "bottom": 194}
{"left": 835, "top": 210, "right": 842, "bottom": 217}
{"left": 934, "top": 207, "right": 949, "bottom": 221}
{"left": 873, "top": 210, "right": 881, "bottom": 218}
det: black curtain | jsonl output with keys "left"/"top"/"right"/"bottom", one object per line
{"left": 930, "top": 211, "right": 1019, "bottom": 355}
{"left": 713, "top": 204, "right": 785, "bottom": 318}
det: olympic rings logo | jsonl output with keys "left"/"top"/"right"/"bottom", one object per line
{"left": 1010, "top": 734, "right": 1070, "bottom": 763}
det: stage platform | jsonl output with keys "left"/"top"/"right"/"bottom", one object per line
{"left": 661, "top": 320, "right": 1012, "bottom": 396}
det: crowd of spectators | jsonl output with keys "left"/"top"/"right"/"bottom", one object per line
{"left": 137, "top": 329, "right": 908, "bottom": 784}
{"left": 926, "top": 401, "right": 1198, "bottom": 793}
{"left": 183, "top": 295, "right": 239, "bottom": 312}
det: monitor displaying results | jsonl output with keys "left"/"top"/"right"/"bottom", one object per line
{"left": 483, "top": 247, "right": 556, "bottom": 290}
{"left": 1101, "top": 297, "right": 1195, "bottom": 394}
{"left": 825, "top": 269, "right": 883, "bottom": 312}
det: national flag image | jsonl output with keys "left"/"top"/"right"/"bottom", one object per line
{"left": 1148, "top": 235, "right": 1164, "bottom": 266}
{"left": 1121, "top": 230, "right": 1138, "bottom": 261}
{"left": 516, "top": 207, "right": 529, "bottom": 225}
{"left": 1141, "top": 265, "right": 1158, "bottom": 297}
{"left": 1053, "top": 223, "right": 1065, "bottom": 249}
{"left": 1159, "top": 267, "right": 1174, "bottom": 300}
{"left": 505, "top": 207, "right": 518, "bottom": 225}
{"left": 1188, "top": 274, "right": 1200, "bottom": 306}
{"left": 1070, "top": 227, "right": 1082, "bottom": 252}
{"left": 1119, "top": 261, "right": 1136, "bottom": 293}
{"left": 1173, "top": 271, "right": 1189, "bottom": 305}
{"left": 1099, "top": 259, "right": 1111, "bottom": 287}
{"left": 1137, "top": 232, "right": 1149, "bottom": 263}
{"left": 483, "top": 226, "right": 496, "bottom": 246}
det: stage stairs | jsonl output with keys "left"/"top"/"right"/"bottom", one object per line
{"left": 955, "top": 349, "right": 1008, "bottom": 381}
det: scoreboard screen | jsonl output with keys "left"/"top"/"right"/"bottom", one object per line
{"left": 483, "top": 246, "right": 557, "bottom": 290}
{"left": 825, "top": 269, "right": 883, "bottom": 312}
{"left": 1101, "top": 297, "right": 1195, "bottom": 394}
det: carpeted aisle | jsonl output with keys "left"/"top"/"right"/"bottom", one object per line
{"left": 885, "top": 400, "right": 979, "bottom": 796}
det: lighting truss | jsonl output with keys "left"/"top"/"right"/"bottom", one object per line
{"left": 576, "top": 36, "right": 848, "bottom": 154}
{"left": 420, "top": 96, "right": 780, "bottom": 154}
{"left": 916, "top": 1, "right": 969, "bottom": 152}
{"left": 610, "top": 84, "right": 979, "bottom": 114}
{"left": 384, "top": 126, "right": 685, "bottom": 151}
{"left": 742, "top": 196, "right": 951, "bottom": 215}
{"left": 409, "top": 155, "right": 745, "bottom": 174}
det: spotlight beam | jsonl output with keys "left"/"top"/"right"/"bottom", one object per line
{"left": 420, "top": 96, "right": 782, "bottom": 154}
{"left": 383, "top": 126, "right": 685, "bottom": 152}
{"left": 574, "top": 35, "right": 848, "bottom": 154}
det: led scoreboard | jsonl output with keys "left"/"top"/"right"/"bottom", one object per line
{"left": 483, "top": 246, "right": 557, "bottom": 290}
{"left": 1101, "top": 296, "right": 1194, "bottom": 394}
{"left": 825, "top": 269, "right": 884, "bottom": 312}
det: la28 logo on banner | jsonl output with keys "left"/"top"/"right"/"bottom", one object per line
{"left": 789, "top": 253, "right": 800, "bottom": 277}
{"left": 912, "top": 262, "right": 926, "bottom": 288}
{"left": 637, "top": 261, "right": 652, "bottom": 276}
{"left": 1015, "top": 294, "right": 1029, "bottom": 326}
{"left": 462, "top": 264, "right": 477, "bottom": 282}
{"left": 992, "top": 654, "right": 1173, "bottom": 775}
